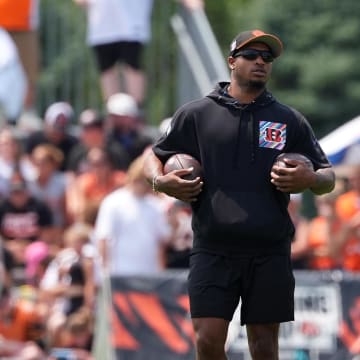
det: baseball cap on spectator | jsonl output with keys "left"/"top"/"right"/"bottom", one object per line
{"left": 79, "top": 108, "right": 103, "bottom": 128}
{"left": 106, "top": 93, "right": 139, "bottom": 118}
{"left": 25, "top": 241, "right": 49, "bottom": 278}
{"left": 229, "top": 29, "right": 283, "bottom": 58}
{"left": 44, "top": 101, "right": 74, "bottom": 131}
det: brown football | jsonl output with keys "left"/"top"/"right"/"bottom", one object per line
{"left": 164, "top": 153, "right": 203, "bottom": 180}
{"left": 274, "top": 153, "right": 314, "bottom": 170}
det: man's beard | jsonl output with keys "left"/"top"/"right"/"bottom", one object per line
{"left": 247, "top": 79, "right": 266, "bottom": 91}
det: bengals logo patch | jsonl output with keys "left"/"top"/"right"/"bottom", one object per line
{"left": 259, "top": 121, "right": 286, "bottom": 150}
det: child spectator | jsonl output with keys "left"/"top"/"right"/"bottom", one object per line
{"left": 39, "top": 223, "right": 96, "bottom": 347}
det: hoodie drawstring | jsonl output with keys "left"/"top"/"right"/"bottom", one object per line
{"left": 247, "top": 113, "right": 256, "bottom": 162}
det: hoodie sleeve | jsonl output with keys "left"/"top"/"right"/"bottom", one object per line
{"left": 288, "top": 108, "right": 332, "bottom": 170}
{"left": 152, "top": 105, "right": 200, "bottom": 164}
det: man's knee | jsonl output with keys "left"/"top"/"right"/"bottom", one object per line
{"left": 195, "top": 329, "right": 224, "bottom": 356}
{"left": 248, "top": 336, "right": 278, "bottom": 359}
{"left": 247, "top": 323, "right": 279, "bottom": 360}
{"left": 193, "top": 318, "right": 228, "bottom": 358}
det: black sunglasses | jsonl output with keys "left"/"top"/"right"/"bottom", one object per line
{"left": 232, "top": 49, "right": 274, "bottom": 63}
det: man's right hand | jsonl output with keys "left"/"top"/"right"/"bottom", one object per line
{"left": 155, "top": 168, "right": 203, "bottom": 203}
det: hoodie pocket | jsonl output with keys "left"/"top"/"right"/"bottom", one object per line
{"left": 209, "top": 189, "right": 290, "bottom": 241}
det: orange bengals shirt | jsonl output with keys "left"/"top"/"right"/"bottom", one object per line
{"left": 0, "top": 300, "right": 42, "bottom": 342}
{"left": 79, "top": 170, "right": 127, "bottom": 204}
{"left": 307, "top": 216, "right": 339, "bottom": 270}
{"left": 335, "top": 191, "right": 360, "bottom": 271}
{"left": 0, "top": 0, "right": 38, "bottom": 31}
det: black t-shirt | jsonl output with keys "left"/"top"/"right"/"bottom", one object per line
{"left": 0, "top": 197, "right": 53, "bottom": 242}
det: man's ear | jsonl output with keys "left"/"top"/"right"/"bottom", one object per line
{"left": 228, "top": 56, "right": 235, "bottom": 70}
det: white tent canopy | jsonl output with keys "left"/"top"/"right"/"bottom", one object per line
{"left": 319, "top": 115, "right": 360, "bottom": 166}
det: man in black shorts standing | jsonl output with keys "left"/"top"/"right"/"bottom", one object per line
{"left": 73, "top": 0, "right": 153, "bottom": 105}
{"left": 143, "top": 29, "right": 335, "bottom": 359}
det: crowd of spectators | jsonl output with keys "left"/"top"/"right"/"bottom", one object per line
{"left": 0, "top": 93, "right": 194, "bottom": 359}
{"left": 290, "top": 168, "right": 360, "bottom": 272}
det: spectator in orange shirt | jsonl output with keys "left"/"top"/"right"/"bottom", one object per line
{"left": 0, "top": 286, "right": 45, "bottom": 345}
{"left": 334, "top": 166, "right": 360, "bottom": 272}
{"left": 306, "top": 191, "right": 341, "bottom": 270}
{"left": 66, "top": 146, "right": 126, "bottom": 223}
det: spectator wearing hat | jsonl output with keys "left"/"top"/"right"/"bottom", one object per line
{"left": 24, "top": 102, "right": 78, "bottom": 171}
{"left": 106, "top": 92, "right": 153, "bottom": 163}
{"left": 66, "top": 108, "right": 130, "bottom": 174}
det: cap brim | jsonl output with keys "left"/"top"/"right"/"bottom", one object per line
{"left": 234, "top": 34, "right": 283, "bottom": 58}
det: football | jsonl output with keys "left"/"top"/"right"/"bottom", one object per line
{"left": 164, "top": 153, "right": 203, "bottom": 180}
{"left": 274, "top": 152, "right": 314, "bottom": 170}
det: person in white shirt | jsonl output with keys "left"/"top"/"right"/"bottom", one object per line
{"left": 0, "top": 28, "right": 26, "bottom": 123}
{"left": 73, "top": 0, "right": 153, "bottom": 105}
{"left": 93, "top": 153, "right": 171, "bottom": 276}
{"left": 73, "top": 0, "right": 204, "bottom": 106}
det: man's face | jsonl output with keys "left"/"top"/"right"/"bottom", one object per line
{"left": 228, "top": 42, "right": 273, "bottom": 90}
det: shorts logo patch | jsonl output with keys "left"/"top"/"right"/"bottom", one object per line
{"left": 259, "top": 121, "right": 286, "bottom": 149}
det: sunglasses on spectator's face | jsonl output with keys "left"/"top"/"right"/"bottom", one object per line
{"left": 232, "top": 48, "right": 274, "bottom": 63}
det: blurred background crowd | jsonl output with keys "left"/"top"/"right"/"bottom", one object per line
{"left": 0, "top": 0, "right": 360, "bottom": 359}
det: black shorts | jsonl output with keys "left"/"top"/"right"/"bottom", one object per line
{"left": 92, "top": 41, "right": 144, "bottom": 72}
{"left": 188, "top": 252, "right": 295, "bottom": 325}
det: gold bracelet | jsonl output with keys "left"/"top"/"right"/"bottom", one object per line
{"left": 152, "top": 175, "right": 159, "bottom": 192}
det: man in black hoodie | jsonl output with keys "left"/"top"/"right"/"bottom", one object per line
{"left": 143, "top": 29, "right": 335, "bottom": 360}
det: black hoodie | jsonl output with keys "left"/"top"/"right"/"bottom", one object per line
{"left": 153, "top": 82, "right": 331, "bottom": 256}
